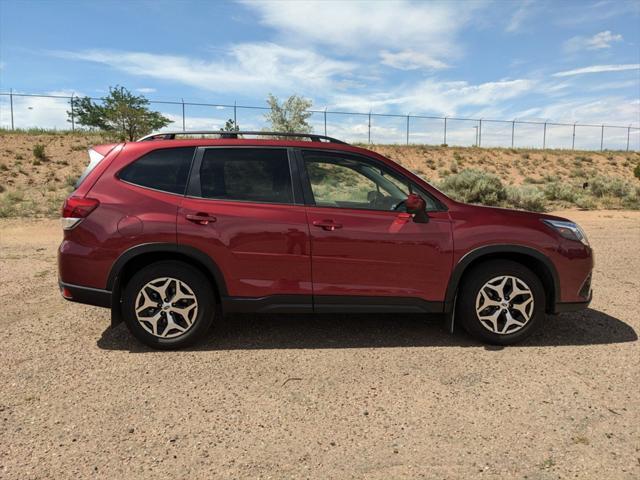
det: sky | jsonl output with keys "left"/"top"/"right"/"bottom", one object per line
{"left": 0, "top": 0, "right": 639, "bottom": 148}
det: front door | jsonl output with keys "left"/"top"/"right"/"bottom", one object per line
{"left": 300, "top": 150, "right": 452, "bottom": 312}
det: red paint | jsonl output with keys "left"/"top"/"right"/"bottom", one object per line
{"left": 58, "top": 138, "right": 593, "bottom": 309}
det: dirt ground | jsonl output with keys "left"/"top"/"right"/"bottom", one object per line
{"left": 0, "top": 210, "right": 638, "bottom": 479}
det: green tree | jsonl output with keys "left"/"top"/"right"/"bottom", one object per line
{"left": 264, "top": 94, "right": 313, "bottom": 133}
{"left": 220, "top": 118, "right": 240, "bottom": 132}
{"left": 68, "top": 86, "right": 171, "bottom": 141}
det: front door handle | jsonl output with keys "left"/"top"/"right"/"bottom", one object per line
{"left": 312, "top": 220, "right": 342, "bottom": 231}
{"left": 185, "top": 213, "right": 216, "bottom": 225}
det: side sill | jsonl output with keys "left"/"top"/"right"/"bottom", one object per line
{"left": 59, "top": 281, "right": 112, "bottom": 309}
{"left": 314, "top": 296, "right": 444, "bottom": 314}
{"left": 222, "top": 295, "right": 313, "bottom": 314}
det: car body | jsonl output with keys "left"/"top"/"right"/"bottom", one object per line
{"left": 58, "top": 132, "right": 593, "bottom": 348}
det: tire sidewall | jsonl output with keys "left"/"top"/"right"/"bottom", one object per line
{"left": 122, "top": 262, "right": 214, "bottom": 349}
{"left": 457, "top": 260, "right": 545, "bottom": 345}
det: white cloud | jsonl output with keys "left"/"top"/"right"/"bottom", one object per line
{"left": 136, "top": 87, "right": 156, "bottom": 94}
{"left": 379, "top": 50, "right": 448, "bottom": 71}
{"left": 241, "top": 0, "right": 478, "bottom": 65}
{"left": 54, "top": 43, "right": 355, "bottom": 95}
{"left": 0, "top": 92, "right": 72, "bottom": 129}
{"left": 328, "top": 78, "right": 535, "bottom": 117}
{"left": 506, "top": 0, "right": 536, "bottom": 32}
{"left": 564, "top": 30, "right": 623, "bottom": 52}
{"left": 552, "top": 64, "right": 640, "bottom": 77}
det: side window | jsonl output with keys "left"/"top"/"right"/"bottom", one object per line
{"left": 199, "top": 148, "right": 293, "bottom": 204}
{"left": 303, "top": 152, "right": 410, "bottom": 211}
{"left": 119, "top": 147, "right": 195, "bottom": 195}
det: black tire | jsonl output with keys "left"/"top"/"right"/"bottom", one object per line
{"left": 456, "top": 259, "right": 545, "bottom": 345}
{"left": 122, "top": 261, "right": 215, "bottom": 349}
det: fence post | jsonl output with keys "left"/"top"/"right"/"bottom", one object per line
{"left": 233, "top": 101, "right": 237, "bottom": 127}
{"left": 405, "top": 115, "right": 410, "bottom": 145}
{"left": 572, "top": 122, "right": 576, "bottom": 150}
{"left": 324, "top": 108, "right": 327, "bottom": 136}
{"left": 600, "top": 125, "right": 604, "bottom": 151}
{"left": 368, "top": 112, "right": 371, "bottom": 144}
{"left": 543, "top": 121, "right": 547, "bottom": 149}
{"left": 443, "top": 117, "right": 447, "bottom": 145}
{"left": 181, "top": 98, "right": 185, "bottom": 132}
{"left": 627, "top": 125, "right": 631, "bottom": 152}
{"left": 70, "top": 93, "right": 75, "bottom": 132}
{"left": 478, "top": 119, "right": 482, "bottom": 147}
{"left": 9, "top": 88, "right": 14, "bottom": 130}
{"left": 511, "top": 120, "right": 515, "bottom": 148}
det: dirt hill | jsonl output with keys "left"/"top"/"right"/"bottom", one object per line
{"left": 0, "top": 131, "right": 638, "bottom": 217}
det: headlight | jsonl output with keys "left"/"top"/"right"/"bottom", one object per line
{"left": 542, "top": 219, "right": 589, "bottom": 246}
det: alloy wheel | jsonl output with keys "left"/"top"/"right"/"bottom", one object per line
{"left": 475, "top": 275, "right": 534, "bottom": 335}
{"left": 134, "top": 277, "right": 198, "bottom": 339}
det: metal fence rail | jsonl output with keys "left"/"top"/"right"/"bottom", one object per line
{"left": 1, "top": 91, "right": 638, "bottom": 151}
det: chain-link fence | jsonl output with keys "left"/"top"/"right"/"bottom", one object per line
{"left": 1, "top": 91, "right": 638, "bottom": 151}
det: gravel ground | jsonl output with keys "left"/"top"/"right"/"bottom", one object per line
{"left": 1, "top": 210, "right": 638, "bottom": 479}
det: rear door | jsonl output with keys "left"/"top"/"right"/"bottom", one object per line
{"left": 299, "top": 149, "right": 453, "bottom": 311}
{"left": 177, "top": 147, "right": 312, "bottom": 310}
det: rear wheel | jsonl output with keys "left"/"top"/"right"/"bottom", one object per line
{"left": 122, "top": 261, "right": 214, "bottom": 349}
{"left": 456, "top": 260, "right": 545, "bottom": 345}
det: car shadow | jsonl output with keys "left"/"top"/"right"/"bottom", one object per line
{"left": 97, "top": 308, "right": 637, "bottom": 353}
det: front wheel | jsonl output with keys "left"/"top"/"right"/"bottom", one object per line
{"left": 456, "top": 260, "right": 545, "bottom": 345}
{"left": 122, "top": 261, "right": 214, "bottom": 349}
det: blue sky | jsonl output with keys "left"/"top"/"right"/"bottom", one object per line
{"left": 1, "top": 0, "right": 639, "bottom": 147}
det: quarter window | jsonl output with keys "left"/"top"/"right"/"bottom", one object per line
{"left": 199, "top": 148, "right": 293, "bottom": 204}
{"left": 119, "top": 147, "right": 195, "bottom": 195}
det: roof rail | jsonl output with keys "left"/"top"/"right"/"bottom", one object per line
{"left": 137, "top": 130, "right": 348, "bottom": 144}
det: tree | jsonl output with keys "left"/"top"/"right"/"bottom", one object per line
{"left": 220, "top": 118, "right": 240, "bottom": 132}
{"left": 264, "top": 94, "right": 313, "bottom": 133}
{"left": 68, "top": 86, "right": 171, "bottom": 141}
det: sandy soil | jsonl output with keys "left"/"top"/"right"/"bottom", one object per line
{"left": 0, "top": 210, "right": 638, "bottom": 479}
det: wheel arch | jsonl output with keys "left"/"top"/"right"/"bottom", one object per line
{"left": 445, "top": 245, "right": 559, "bottom": 314}
{"left": 107, "top": 243, "right": 227, "bottom": 325}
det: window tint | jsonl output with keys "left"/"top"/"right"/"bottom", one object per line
{"left": 199, "top": 148, "right": 293, "bottom": 204}
{"left": 119, "top": 147, "right": 195, "bottom": 195}
{"left": 303, "top": 152, "right": 410, "bottom": 211}
{"left": 303, "top": 151, "right": 441, "bottom": 211}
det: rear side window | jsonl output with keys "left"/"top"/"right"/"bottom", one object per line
{"left": 199, "top": 148, "right": 293, "bottom": 204}
{"left": 119, "top": 147, "right": 195, "bottom": 195}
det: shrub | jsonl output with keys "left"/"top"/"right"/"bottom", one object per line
{"left": 634, "top": 163, "right": 640, "bottom": 180}
{"left": 505, "top": 185, "right": 547, "bottom": 212}
{"left": 33, "top": 144, "right": 46, "bottom": 161}
{"left": 544, "top": 181, "right": 578, "bottom": 202}
{"left": 588, "top": 175, "right": 631, "bottom": 198}
{"left": 574, "top": 194, "right": 596, "bottom": 210}
{"left": 439, "top": 169, "right": 506, "bottom": 205}
{"left": 450, "top": 158, "right": 459, "bottom": 173}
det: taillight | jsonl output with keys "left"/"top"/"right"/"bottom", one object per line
{"left": 61, "top": 196, "right": 100, "bottom": 230}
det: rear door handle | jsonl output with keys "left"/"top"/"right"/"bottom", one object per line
{"left": 312, "top": 220, "right": 342, "bottom": 231}
{"left": 185, "top": 213, "right": 216, "bottom": 225}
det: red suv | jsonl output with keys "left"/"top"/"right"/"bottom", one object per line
{"left": 58, "top": 131, "right": 593, "bottom": 349}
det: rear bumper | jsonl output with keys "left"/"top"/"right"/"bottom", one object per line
{"left": 59, "top": 281, "right": 111, "bottom": 308}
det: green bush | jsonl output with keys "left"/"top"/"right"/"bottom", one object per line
{"left": 544, "top": 181, "right": 578, "bottom": 202}
{"left": 634, "top": 163, "right": 640, "bottom": 180}
{"left": 32, "top": 144, "right": 46, "bottom": 161}
{"left": 505, "top": 185, "right": 547, "bottom": 212}
{"left": 574, "top": 194, "right": 596, "bottom": 210}
{"left": 588, "top": 175, "right": 631, "bottom": 198}
{"left": 438, "top": 169, "right": 506, "bottom": 205}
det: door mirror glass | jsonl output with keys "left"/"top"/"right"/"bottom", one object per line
{"left": 405, "top": 193, "right": 429, "bottom": 223}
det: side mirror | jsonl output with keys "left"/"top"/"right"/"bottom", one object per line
{"left": 405, "top": 193, "right": 429, "bottom": 223}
